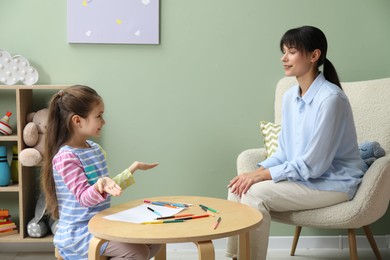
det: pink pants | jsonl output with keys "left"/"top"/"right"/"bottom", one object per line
{"left": 103, "top": 241, "right": 162, "bottom": 260}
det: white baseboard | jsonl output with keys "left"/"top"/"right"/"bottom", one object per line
{"left": 0, "top": 235, "right": 389, "bottom": 252}
{"left": 267, "top": 235, "right": 390, "bottom": 250}
{"left": 166, "top": 235, "right": 390, "bottom": 252}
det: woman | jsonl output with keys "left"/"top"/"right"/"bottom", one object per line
{"left": 226, "top": 26, "right": 364, "bottom": 259}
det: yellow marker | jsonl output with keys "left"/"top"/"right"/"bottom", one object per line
{"left": 83, "top": 0, "right": 87, "bottom": 6}
{"left": 116, "top": 19, "right": 122, "bottom": 25}
{"left": 141, "top": 221, "right": 163, "bottom": 224}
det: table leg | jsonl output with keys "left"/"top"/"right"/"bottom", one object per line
{"left": 238, "top": 232, "right": 250, "bottom": 260}
{"left": 154, "top": 244, "right": 166, "bottom": 260}
{"left": 88, "top": 236, "right": 107, "bottom": 260}
{"left": 195, "top": 241, "right": 215, "bottom": 260}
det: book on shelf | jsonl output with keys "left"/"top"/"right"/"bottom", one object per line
{"left": 0, "top": 209, "right": 17, "bottom": 236}
{"left": 0, "top": 223, "right": 17, "bottom": 231}
{"left": 0, "top": 229, "right": 17, "bottom": 237}
{"left": 0, "top": 209, "right": 10, "bottom": 217}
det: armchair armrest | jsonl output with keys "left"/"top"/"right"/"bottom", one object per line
{"left": 236, "top": 148, "right": 267, "bottom": 174}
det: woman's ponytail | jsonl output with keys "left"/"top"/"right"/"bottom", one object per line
{"left": 323, "top": 58, "right": 342, "bottom": 89}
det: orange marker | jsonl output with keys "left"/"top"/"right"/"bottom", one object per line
{"left": 175, "top": 214, "right": 210, "bottom": 220}
{"left": 156, "top": 214, "right": 194, "bottom": 220}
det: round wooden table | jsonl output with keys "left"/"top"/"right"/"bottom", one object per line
{"left": 88, "top": 196, "right": 262, "bottom": 260}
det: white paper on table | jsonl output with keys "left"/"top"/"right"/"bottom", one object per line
{"left": 103, "top": 204, "right": 185, "bottom": 223}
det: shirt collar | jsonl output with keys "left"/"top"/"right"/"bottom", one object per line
{"left": 292, "top": 73, "right": 326, "bottom": 104}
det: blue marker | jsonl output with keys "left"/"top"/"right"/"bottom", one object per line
{"left": 147, "top": 206, "right": 162, "bottom": 217}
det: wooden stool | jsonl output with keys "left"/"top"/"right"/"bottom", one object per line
{"left": 55, "top": 247, "right": 108, "bottom": 260}
{"left": 54, "top": 247, "right": 63, "bottom": 260}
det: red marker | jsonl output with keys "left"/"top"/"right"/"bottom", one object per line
{"left": 213, "top": 217, "right": 221, "bottom": 230}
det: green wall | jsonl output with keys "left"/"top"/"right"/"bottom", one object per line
{"left": 1, "top": 0, "right": 389, "bottom": 237}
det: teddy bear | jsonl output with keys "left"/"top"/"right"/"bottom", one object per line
{"left": 359, "top": 141, "right": 386, "bottom": 172}
{"left": 27, "top": 192, "right": 58, "bottom": 238}
{"left": 19, "top": 108, "right": 48, "bottom": 167}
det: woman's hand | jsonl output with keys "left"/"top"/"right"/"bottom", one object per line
{"left": 95, "top": 177, "right": 122, "bottom": 196}
{"left": 128, "top": 161, "right": 159, "bottom": 174}
{"left": 227, "top": 169, "right": 271, "bottom": 197}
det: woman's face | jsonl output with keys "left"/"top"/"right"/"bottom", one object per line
{"left": 280, "top": 45, "right": 315, "bottom": 78}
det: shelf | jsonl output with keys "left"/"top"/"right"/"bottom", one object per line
{"left": 0, "top": 135, "right": 18, "bottom": 142}
{"left": 0, "top": 232, "right": 20, "bottom": 242}
{"left": 0, "top": 86, "right": 65, "bottom": 245}
{"left": 0, "top": 183, "right": 19, "bottom": 192}
{"left": 0, "top": 233, "right": 53, "bottom": 243}
{"left": 0, "top": 85, "right": 69, "bottom": 90}
{"left": 21, "top": 234, "right": 54, "bottom": 243}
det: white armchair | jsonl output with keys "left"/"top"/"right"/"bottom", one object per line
{"left": 237, "top": 77, "right": 390, "bottom": 260}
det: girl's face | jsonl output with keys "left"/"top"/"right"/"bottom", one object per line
{"left": 79, "top": 102, "right": 106, "bottom": 138}
{"left": 280, "top": 45, "right": 316, "bottom": 78}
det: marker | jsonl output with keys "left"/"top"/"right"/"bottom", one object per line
{"left": 156, "top": 201, "right": 191, "bottom": 208}
{"left": 147, "top": 206, "right": 162, "bottom": 217}
{"left": 156, "top": 201, "right": 193, "bottom": 208}
{"left": 200, "top": 206, "right": 215, "bottom": 217}
{"left": 175, "top": 214, "right": 210, "bottom": 220}
{"left": 156, "top": 214, "right": 194, "bottom": 220}
{"left": 213, "top": 217, "right": 221, "bottom": 229}
{"left": 170, "top": 203, "right": 188, "bottom": 208}
{"left": 141, "top": 219, "right": 185, "bottom": 224}
{"left": 199, "top": 204, "right": 219, "bottom": 213}
{"left": 144, "top": 200, "right": 165, "bottom": 206}
{"left": 144, "top": 200, "right": 177, "bottom": 208}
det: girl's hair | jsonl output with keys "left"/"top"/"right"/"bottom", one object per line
{"left": 41, "top": 85, "right": 103, "bottom": 218}
{"left": 280, "top": 25, "right": 342, "bottom": 89}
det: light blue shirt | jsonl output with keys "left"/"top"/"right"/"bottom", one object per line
{"left": 259, "top": 73, "right": 364, "bottom": 199}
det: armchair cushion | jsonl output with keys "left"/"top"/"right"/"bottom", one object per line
{"left": 271, "top": 155, "right": 390, "bottom": 228}
{"left": 259, "top": 121, "right": 281, "bottom": 158}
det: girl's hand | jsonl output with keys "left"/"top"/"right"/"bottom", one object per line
{"left": 95, "top": 177, "right": 122, "bottom": 196}
{"left": 128, "top": 161, "right": 159, "bottom": 174}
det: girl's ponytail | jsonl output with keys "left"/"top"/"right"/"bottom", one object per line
{"left": 41, "top": 93, "right": 62, "bottom": 218}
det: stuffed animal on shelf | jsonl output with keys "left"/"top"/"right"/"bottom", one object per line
{"left": 27, "top": 192, "right": 58, "bottom": 238}
{"left": 19, "top": 108, "right": 48, "bottom": 167}
{"left": 359, "top": 141, "right": 386, "bottom": 172}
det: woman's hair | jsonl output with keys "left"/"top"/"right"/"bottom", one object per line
{"left": 41, "top": 85, "right": 102, "bottom": 218}
{"left": 280, "top": 25, "right": 342, "bottom": 89}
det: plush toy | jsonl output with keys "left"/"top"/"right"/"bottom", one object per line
{"left": 19, "top": 108, "right": 48, "bottom": 166}
{"left": 27, "top": 192, "right": 58, "bottom": 238}
{"left": 359, "top": 141, "right": 386, "bottom": 172}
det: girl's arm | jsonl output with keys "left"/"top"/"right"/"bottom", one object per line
{"left": 97, "top": 144, "right": 158, "bottom": 190}
{"left": 113, "top": 161, "right": 159, "bottom": 189}
{"left": 54, "top": 151, "right": 111, "bottom": 207}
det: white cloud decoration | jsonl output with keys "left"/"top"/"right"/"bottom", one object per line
{"left": 0, "top": 49, "right": 39, "bottom": 85}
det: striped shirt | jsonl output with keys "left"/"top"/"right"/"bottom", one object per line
{"left": 53, "top": 140, "right": 134, "bottom": 260}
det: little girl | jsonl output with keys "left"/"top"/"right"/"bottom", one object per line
{"left": 41, "top": 85, "right": 161, "bottom": 260}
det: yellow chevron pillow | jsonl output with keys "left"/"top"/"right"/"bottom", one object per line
{"left": 260, "top": 121, "right": 281, "bottom": 158}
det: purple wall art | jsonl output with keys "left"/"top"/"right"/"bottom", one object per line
{"left": 67, "top": 0, "right": 160, "bottom": 44}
